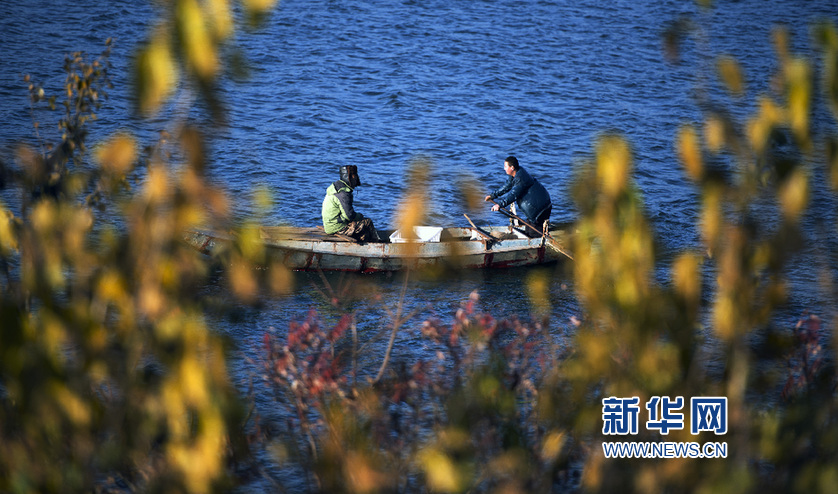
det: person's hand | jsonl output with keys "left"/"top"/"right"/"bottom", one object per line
{"left": 484, "top": 195, "right": 492, "bottom": 202}
{"left": 491, "top": 204, "right": 500, "bottom": 212}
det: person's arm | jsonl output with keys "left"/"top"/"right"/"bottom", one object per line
{"left": 335, "top": 190, "right": 362, "bottom": 222}
{"left": 494, "top": 174, "right": 530, "bottom": 208}
{"left": 488, "top": 176, "right": 515, "bottom": 202}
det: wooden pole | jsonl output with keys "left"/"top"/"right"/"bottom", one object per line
{"left": 490, "top": 201, "right": 574, "bottom": 260}
{"left": 463, "top": 213, "right": 496, "bottom": 244}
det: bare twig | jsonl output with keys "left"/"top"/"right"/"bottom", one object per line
{"left": 348, "top": 317, "right": 359, "bottom": 391}
{"left": 373, "top": 269, "right": 410, "bottom": 383}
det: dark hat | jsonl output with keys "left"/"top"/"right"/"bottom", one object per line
{"left": 340, "top": 165, "right": 362, "bottom": 188}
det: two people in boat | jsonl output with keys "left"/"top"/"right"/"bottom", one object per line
{"left": 485, "top": 156, "right": 552, "bottom": 238}
{"left": 321, "top": 165, "right": 384, "bottom": 243}
{"left": 321, "top": 156, "right": 551, "bottom": 242}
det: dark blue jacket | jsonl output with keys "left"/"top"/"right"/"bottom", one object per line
{"left": 490, "top": 167, "right": 552, "bottom": 221}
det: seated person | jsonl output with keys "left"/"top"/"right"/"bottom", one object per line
{"left": 321, "top": 165, "right": 382, "bottom": 242}
{"left": 485, "top": 156, "right": 552, "bottom": 238}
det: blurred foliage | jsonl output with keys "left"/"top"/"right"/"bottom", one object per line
{"left": 394, "top": 157, "right": 433, "bottom": 239}
{"left": 21, "top": 41, "right": 114, "bottom": 209}
{"left": 3, "top": 1, "right": 838, "bottom": 493}
{"left": 259, "top": 291, "right": 562, "bottom": 492}
{"left": 556, "top": 15, "right": 838, "bottom": 494}
{"left": 1, "top": 1, "right": 281, "bottom": 493}
{"left": 134, "top": 0, "right": 278, "bottom": 118}
{"left": 1, "top": 119, "right": 243, "bottom": 491}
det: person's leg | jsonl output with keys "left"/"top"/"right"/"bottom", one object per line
{"left": 339, "top": 218, "right": 382, "bottom": 242}
{"left": 358, "top": 218, "right": 383, "bottom": 242}
{"left": 538, "top": 204, "right": 552, "bottom": 234}
{"left": 367, "top": 220, "right": 383, "bottom": 242}
{"left": 337, "top": 221, "right": 363, "bottom": 241}
{"left": 525, "top": 205, "right": 552, "bottom": 238}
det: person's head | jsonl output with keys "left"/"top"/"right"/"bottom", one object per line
{"left": 503, "top": 156, "right": 519, "bottom": 176}
{"left": 340, "top": 165, "right": 362, "bottom": 188}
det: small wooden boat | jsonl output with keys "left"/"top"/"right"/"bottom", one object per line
{"left": 184, "top": 224, "right": 573, "bottom": 273}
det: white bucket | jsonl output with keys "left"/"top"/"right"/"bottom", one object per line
{"left": 389, "top": 226, "right": 443, "bottom": 243}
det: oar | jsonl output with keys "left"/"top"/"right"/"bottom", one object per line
{"left": 463, "top": 214, "right": 496, "bottom": 245}
{"left": 489, "top": 201, "right": 574, "bottom": 260}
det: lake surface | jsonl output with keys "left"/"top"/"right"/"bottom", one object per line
{"left": 2, "top": 0, "right": 837, "bottom": 487}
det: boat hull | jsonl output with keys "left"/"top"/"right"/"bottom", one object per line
{"left": 185, "top": 226, "right": 571, "bottom": 273}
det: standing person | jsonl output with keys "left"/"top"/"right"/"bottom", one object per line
{"left": 484, "top": 156, "right": 552, "bottom": 237}
{"left": 321, "top": 165, "right": 383, "bottom": 242}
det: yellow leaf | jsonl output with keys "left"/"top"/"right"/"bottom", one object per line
{"left": 0, "top": 203, "right": 18, "bottom": 254}
{"left": 455, "top": 173, "right": 484, "bottom": 212}
{"left": 773, "top": 26, "right": 790, "bottom": 64}
{"left": 717, "top": 55, "right": 745, "bottom": 96}
{"left": 253, "top": 186, "right": 273, "bottom": 213}
{"left": 678, "top": 125, "right": 703, "bottom": 180}
{"left": 672, "top": 253, "right": 702, "bottom": 303}
{"left": 207, "top": 0, "right": 234, "bottom": 39}
{"left": 140, "top": 284, "right": 165, "bottom": 319}
{"left": 747, "top": 97, "right": 784, "bottom": 155}
{"left": 786, "top": 58, "right": 811, "bottom": 145}
{"left": 779, "top": 168, "right": 809, "bottom": 221}
{"left": 145, "top": 165, "right": 171, "bottom": 203}
{"left": 97, "top": 270, "right": 126, "bottom": 302}
{"left": 713, "top": 293, "right": 736, "bottom": 341}
{"left": 243, "top": 0, "right": 279, "bottom": 15}
{"left": 51, "top": 383, "right": 92, "bottom": 427}
{"left": 596, "top": 135, "right": 631, "bottom": 197}
{"left": 31, "top": 200, "right": 56, "bottom": 233}
{"left": 230, "top": 259, "right": 258, "bottom": 302}
{"left": 420, "top": 449, "right": 463, "bottom": 493}
{"left": 541, "top": 431, "right": 566, "bottom": 462}
{"left": 704, "top": 115, "right": 726, "bottom": 153}
{"left": 526, "top": 270, "right": 550, "bottom": 315}
{"left": 179, "top": 355, "right": 209, "bottom": 407}
{"left": 136, "top": 29, "right": 178, "bottom": 115}
{"left": 345, "top": 452, "right": 389, "bottom": 493}
{"left": 95, "top": 133, "right": 137, "bottom": 176}
{"left": 239, "top": 224, "right": 265, "bottom": 261}
{"left": 177, "top": 0, "right": 219, "bottom": 80}
{"left": 269, "top": 261, "right": 294, "bottom": 295}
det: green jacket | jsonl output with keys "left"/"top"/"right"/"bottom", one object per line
{"left": 321, "top": 180, "right": 364, "bottom": 234}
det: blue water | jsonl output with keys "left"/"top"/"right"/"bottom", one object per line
{"left": 2, "top": 0, "right": 837, "bottom": 487}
